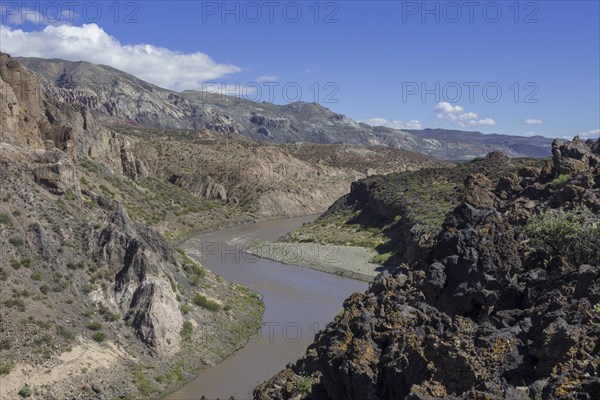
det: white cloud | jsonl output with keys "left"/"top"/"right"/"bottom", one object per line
{"left": 579, "top": 129, "right": 600, "bottom": 139}
{"left": 524, "top": 118, "right": 543, "bottom": 125}
{"left": 0, "top": 24, "right": 242, "bottom": 91}
{"left": 523, "top": 131, "right": 539, "bottom": 137}
{"left": 434, "top": 102, "right": 496, "bottom": 128}
{"left": 302, "top": 69, "right": 312, "bottom": 75}
{"left": 255, "top": 75, "right": 278, "bottom": 82}
{"left": 361, "top": 118, "right": 422, "bottom": 130}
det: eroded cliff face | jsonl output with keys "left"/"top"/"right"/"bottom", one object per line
{"left": 255, "top": 138, "right": 600, "bottom": 400}
{"left": 0, "top": 53, "right": 262, "bottom": 399}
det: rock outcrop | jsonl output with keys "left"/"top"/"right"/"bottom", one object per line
{"left": 0, "top": 54, "right": 264, "bottom": 400}
{"left": 255, "top": 138, "right": 600, "bottom": 400}
{"left": 94, "top": 207, "right": 183, "bottom": 355}
{"left": 168, "top": 174, "right": 228, "bottom": 202}
{"left": 30, "top": 148, "right": 81, "bottom": 196}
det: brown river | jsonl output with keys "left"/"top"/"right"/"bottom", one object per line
{"left": 164, "top": 215, "right": 368, "bottom": 399}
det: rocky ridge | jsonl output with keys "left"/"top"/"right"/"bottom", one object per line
{"left": 254, "top": 137, "right": 600, "bottom": 399}
{"left": 17, "top": 56, "right": 555, "bottom": 160}
{"left": 0, "top": 53, "right": 263, "bottom": 399}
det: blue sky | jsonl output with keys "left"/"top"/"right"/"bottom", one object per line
{"left": 1, "top": 0, "right": 599, "bottom": 139}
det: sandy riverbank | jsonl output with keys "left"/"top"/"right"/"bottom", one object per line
{"left": 247, "top": 241, "right": 387, "bottom": 282}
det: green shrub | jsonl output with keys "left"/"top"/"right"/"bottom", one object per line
{"left": 82, "top": 283, "right": 94, "bottom": 294}
{"left": 0, "top": 213, "right": 11, "bottom": 225}
{"left": 180, "top": 320, "right": 193, "bottom": 338}
{"left": 5, "top": 298, "right": 26, "bottom": 311}
{"left": 40, "top": 285, "right": 49, "bottom": 295}
{"left": 18, "top": 384, "right": 32, "bottom": 397}
{"left": 66, "top": 261, "right": 78, "bottom": 270}
{"left": 30, "top": 271, "right": 42, "bottom": 281}
{"left": 133, "top": 366, "right": 157, "bottom": 396}
{"left": 8, "top": 236, "right": 24, "bottom": 247}
{"left": 10, "top": 259, "right": 20, "bottom": 269}
{"left": 0, "top": 361, "right": 13, "bottom": 375}
{"left": 179, "top": 303, "right": 193, "bottom": 315}
{"left": 193, "top": 294, "right": 221, "bottom": 312}
{"left": 97, "top": 303, "right": 120, "bottom": 322}
{"left": 0, "top": 267, "right": 8, "bottom": 281}
{"left": 549, "top": 173, "right": 571, "bottom": 190}
{"left": 92, "top": 332, "right": 106, "bottom": 342}
{"left": 296, "top": 375, "right": 314, "bottom": 394}
{"left": 56, "top": 325, "right": 75, "bottom": 341}
{"left": 525, "top": 207, "right": 600, "bottom": 266}
{"left": 35, "top": 333, "right": 53, "bottom": 344}
{"left": 371, "top": 252, "right": 393, "bottom": 265}
{"left": 20, "top": 257, "right": 32, "bottom": 268}
{"left": 86, "top": 321, "right": 102, "bottom": 331}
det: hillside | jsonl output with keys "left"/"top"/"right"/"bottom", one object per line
{"left": 17, "top": 56, "right": 555, "bottom": 160}
{"left": 0, "top": 53, "right": 447, "bottom": 399}
{"left": 282, "top": 153, "right": 545, "bottom": 267}
{"left": 255, "top": 137, "right": 600, "bottom": 399}
{"left": 0, "top": 53, "right": 265, "bottom": 399}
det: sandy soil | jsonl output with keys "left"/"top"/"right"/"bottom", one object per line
{"left": 0, "top": 337, "right": 135, "bottom": 399}
{"left": 247, "top": 241, "right": 386, "bottom": 282}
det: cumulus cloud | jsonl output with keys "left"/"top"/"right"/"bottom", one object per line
{"left": 559, "top": 130, "right": 599, "bottom": 140}
{"left": 0, "top": 23, "right": 241, "bottom": 91}
{"left": 434, "top": 102, "right": 496, "bottom": 128}
{"left": 255, "top": 75, "right": 279, "bottom": 82}
{"left": 361, "top": 118, "right": 422, "bottom": 130}
{"left": 579, "top": 129, "right": 600, "bottom": 139}
{"left": 524, "top": 118, "right": 543, "bottom": 125}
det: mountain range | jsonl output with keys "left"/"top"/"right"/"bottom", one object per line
{"left": 17, "top": 56, "right": 554, "bottom": 160}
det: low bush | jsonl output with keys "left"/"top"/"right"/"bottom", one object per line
{"left": 179, "top": 303, "right": 193, "bottom": 315}
{"left": 0, "top": 361, "right": 13, "bottom": 375}
{"left": 18, "top": 384, "right": 32, "bottom": 397}
{"left": 525, "top": 206, "right": 600, "bottom": 266}
{"left": 92, "top": 332, "right": 107, "bottom": 342}
{"left": 193, "top": 294, "right": 221, "bottom": 312}
{"left": 86, "top": 321, "right": 102, "bottom": 331}
{"left": 180, "top": 320, "right": 193, "bottom": 338}
{"left": 8, "top": 236, "right": 24, "bottom": 247}
{"left": 549, "top": 173, "right": 571, "bottom": 190}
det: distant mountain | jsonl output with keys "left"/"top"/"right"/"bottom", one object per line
{"left": 17, "top": 56, "right": 555, "bottom": 160}
{"left": 407, "top": 128, "right": 553, "bottom": 159}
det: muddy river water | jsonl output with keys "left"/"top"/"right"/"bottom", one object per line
{"left": 165, "top": 215, "right": 368, "bottom": 399}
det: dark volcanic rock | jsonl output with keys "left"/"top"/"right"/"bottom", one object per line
{"left": 255, "top": 138, "right": 600, "bottom": 400}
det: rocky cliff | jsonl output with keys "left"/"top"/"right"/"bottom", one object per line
{"left": 255, "top": 137, "right": 600, "bottom": 399}
{"left": 0, "top": 53, "right": 263, "bottom": 399}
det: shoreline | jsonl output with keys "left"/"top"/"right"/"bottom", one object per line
{"left": 172, "top": 212, "right": 323, "bottom": 248}
{"left": 247, "top": 241, "right": 386, "bottom": 282}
